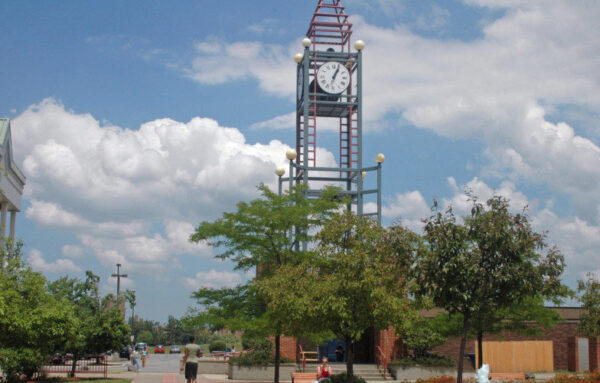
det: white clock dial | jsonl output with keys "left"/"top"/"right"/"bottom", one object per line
{"left": 316, "top": 61, "right": 350, "bottom": 94}
{"left": 297, "top": 65, "right": 304, "bottom": 100}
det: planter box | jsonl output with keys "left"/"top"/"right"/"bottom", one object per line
{"left": 197, "top": 360, "right": 229, "bottom": 375}
{"left": 228, "top": 363, "right": 296, "bottom": 381}
{"left": 389, "top": 365, "right": 457, "bottom": 380}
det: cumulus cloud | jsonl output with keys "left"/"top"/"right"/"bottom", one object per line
{"left": 380, "top": 177, "right": 599, "bottom": 286}
{"left": 182, "top": 270, "right": 243, "bottom": 290}
{"left": 12, "top": 99, "right": 337, "bottom": 276}
{"left": 185, "top": 2, "right": 600, "bottom": 221}
{"left": 28, "top": 249, "right": 81, "bottom": 273}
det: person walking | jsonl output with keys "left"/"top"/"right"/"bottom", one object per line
{"left": 131, "top": 346, "right": 140, "bottom": 372}
{"left": 181, "top": 336, "right": 202, "bottom": 383}
{"left": 141, "top": 346, "right": 148, "bottom": 368}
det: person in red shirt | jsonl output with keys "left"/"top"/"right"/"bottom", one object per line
{"left": 317, "top": 357, "right": 332, "bottom": 383}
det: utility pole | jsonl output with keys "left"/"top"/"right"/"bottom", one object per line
{"left": 111, "top": 263, "right": 128, "bottom": 299}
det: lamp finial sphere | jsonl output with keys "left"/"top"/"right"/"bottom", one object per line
{"left": 375, "top": 153, "right": 385, "bottom": 164}
{"left": 354, "top": 40, "right": 365, "bottom": 51}
{"left": 302, "top": 37, "right": 312, "bottom": 48}
{"left": 362, "top": 171, "right": 367, "bottom": 179}
{"left": 294, "top": 53, "right": 303, "bottom": 63}
{"left": 275, "top": 167, "right": 285, "bottom": 176}
{"left": 286, "top": 149, "right": 298, "bottom": 160}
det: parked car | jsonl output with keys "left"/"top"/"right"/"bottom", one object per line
{"left": 169, "top": 345, "right": 181, "bottom": 354}
{"left": 154, "top": 345, "right": 165, "bottom": 354}
{"left": 119, "top": 346, "right": 131, "bottom": 359}
{"left": 136, "top": 342, "right": 148, "bottom": 350}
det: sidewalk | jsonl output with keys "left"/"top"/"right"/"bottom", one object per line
{"left": 130, "top": 372, "right": 185, "bottom": 383}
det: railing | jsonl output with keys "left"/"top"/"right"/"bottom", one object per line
{"left": 375, "top": 346, "right": 388, "bottom": 378}
{"left": 298, "top": 345, "right": 319, "bottom": 372}
{"left": 39, "top": 354, "right": 107, "bottom": 378}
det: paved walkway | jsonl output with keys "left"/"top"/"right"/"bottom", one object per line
{"left": 129, "top": 372, "right": 185, "bottom": 382}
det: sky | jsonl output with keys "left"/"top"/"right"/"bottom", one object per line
{"left": 1, "top": 0, "right": 599, "bottom": 322}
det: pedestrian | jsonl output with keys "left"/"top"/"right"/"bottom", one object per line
{"left": 142, "top": 346, "right": 148, "bottom": 368}
{"left": 335, "top": 343, "right": 344, "bottom": 362}
{"left": 181, "top": 336, "right": 202, "bottom": 383}
{"left": 131, "top": 346, "right": 140, "bottom": 372}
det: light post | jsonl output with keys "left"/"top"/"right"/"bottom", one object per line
{"left": 375, "top": 153, "right": 385, "bottom": 225}
{"left": 275, "top": 167, "right": 285, "bottom": 196}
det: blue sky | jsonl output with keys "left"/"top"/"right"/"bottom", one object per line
{"left": 1, "top": 0, "right": 599, "bottom": 322}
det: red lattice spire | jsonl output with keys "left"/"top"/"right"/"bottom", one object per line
{"left": 306, "top": 0, "right": 353, "bottom": 51}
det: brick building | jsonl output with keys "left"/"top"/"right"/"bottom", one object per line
{"left": 281, "top": 307, "right": 599, "bottom": 372}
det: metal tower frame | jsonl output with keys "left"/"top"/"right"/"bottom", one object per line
{"left": 278, "top": 0, "right": 383, "bottom": 236}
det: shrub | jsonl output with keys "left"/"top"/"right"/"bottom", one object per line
{"left": 389, "top": 355, "right": 456, "bottom": 367}
{"left": 551, "top": 371, "right": 600, "bottom": 383}
{"left": 415, "top": 376, "right": 456, "bottom": 383}
{"left": 228, "top": 337, "right": 293, "bottom": 366}
{"left": 330, "top": 373, "right": 367, "bottom": 383}
{"left": 0, "top": 347, "right": 45, "bottom": 381}
{"left": 209, "top": 340, "right": 227, "bottom": 352}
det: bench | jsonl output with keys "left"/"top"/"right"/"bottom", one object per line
{"left": 292, "top": 372, "right": 317, "bottom": 383}
{"left": 489, "top": 372, "right": 527, "bottom": 381}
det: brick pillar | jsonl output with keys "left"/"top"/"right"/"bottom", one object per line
{"left": 280, "top": 336, "right": 297, "bottom": 362}
{"left": 568, "top": 337, "right": 579, "bottom": 371}
{"left": 590, "top": 338, "right": 600, "bottom": 372}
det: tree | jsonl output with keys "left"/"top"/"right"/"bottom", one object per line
{"left": 257, "top": 212, "right": 416, "bottom": 378}
{"left": 578, "top": 273, "right": 600, "bottom": 338}
{"left": 413, "top": 195, "right": 568, "bottom": 383}
{"left": 190, "top": 183, "right": 343, "bottom": 383}
{"left": 49, "top": 271, "right": 130, "bottom": 376}
{"left": 0, "top": 240, "right": 75, "bottom": 381}
{"left": 123, "top": 289, "right": 136, "bottom": 339}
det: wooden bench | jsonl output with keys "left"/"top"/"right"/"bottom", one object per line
{"left": 489, "top": 372, "right": 527, "bottom": 381}
{"left": 292, "top": 372, "right": 317, "bottom": 383}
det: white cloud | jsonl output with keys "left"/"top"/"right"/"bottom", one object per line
{"left": 28, "top": 249, "right": 81, "bottom": 274}
{"left": 182, "top": 270, "right": 243, "bottom": 290}
{"left": 380, "top": 177, "right": 600, "bottom": 287}
{"left": 184, "top": 37, "right": 296, "bottom": 98}
{"left": 184, "top": 3, "right": 600, "bottom": 221}
{"left": 12, "top": 99, "right": 338, "bottom": 276}
{"left": 251, "top": 112, "right": 341, "bottom": 133}
{"left": 61, "top": 244, "right": 84, "bottom": 258}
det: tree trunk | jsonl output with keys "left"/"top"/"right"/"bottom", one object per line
{"left": 345, "top": 338, "right": 354, "bottom": 378}
{"left": 477, "top": 330, "right": 483, "bottom": 369}
{"left": 457, "top": 316, "right": 469, "bottom": 383}
{"left": 70, "top": 354, "right": 78, "bottom": 378}
{"left": 274, "top": 334, "right": 281, "bottom": 383}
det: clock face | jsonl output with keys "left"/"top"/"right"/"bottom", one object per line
{"left": 317, "top": 61, "right": 350, "bottom": 94}
{"left": 297, "top": 65, "right": 304, "bottom": 100}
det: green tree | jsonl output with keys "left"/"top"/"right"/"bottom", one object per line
{"left": 190, "top": 183, "right": 343, "bottom": 383}
{"left": 137, "top": 330, "right": 155, "bottom": 345}
{"left": 578, "top": 273, "right": 600, "bottom": 338}
{"left": 49, "top": 271, "right": 130, "bottom": 376}
{"left": 123, "top": 289, "right": 136, "bottom": 339}
{"left": 0, "top": 240, "right": 75, "bottom": 381}
{"left": 257, "top": 212, "right": 416, "bottom": 378}
{"left": 413, "top": 195, "right": 568, "bottom": 383}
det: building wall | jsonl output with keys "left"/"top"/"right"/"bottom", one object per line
{"left": 431, "top": 322, "right": 580, "bottom": 371}
{"left": 281, "top": 336, "right": 297, "bottom": 361}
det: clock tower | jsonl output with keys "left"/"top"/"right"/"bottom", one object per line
{"left": 280, "top": 0, "right": 383, "bottom": 230}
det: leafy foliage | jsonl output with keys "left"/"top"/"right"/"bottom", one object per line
{"left": 396, "top": 314, "right": 447, "bottom": 358}
{"left": 577, "top": 273, "right": 600, "bottom": 338}
{"left": 330, "top": 373, "right": 367, "bottom": 383}
{"left": 209, "top": 340, "right": 227, "bottom": 352}
{"left": 190, "top": 183, "right": 345, "bottom": 383}
{"left": 257, "top": 212, "right": 416, "bottom": 377}
{"left": 48, "top": 271, "right": 129, "bottom": 376}
{"left": 413, "top": 194, "right": 569, "bottom": 383}
{"left": 0, "top": 240, "right": 75, "bottom": 381}
{"left": 388, "top": 355, "right": 455, "bottom": 367}
{"left": 227, "top": 338, "right": 289, "bottom": 366}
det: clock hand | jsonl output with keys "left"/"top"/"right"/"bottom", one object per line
{"left": 332, "top": 67, "right": 340, "bottom": 81}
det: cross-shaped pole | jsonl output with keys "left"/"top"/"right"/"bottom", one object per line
{"left": 111, "top": 263, "right": 128, "bottom": 299}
